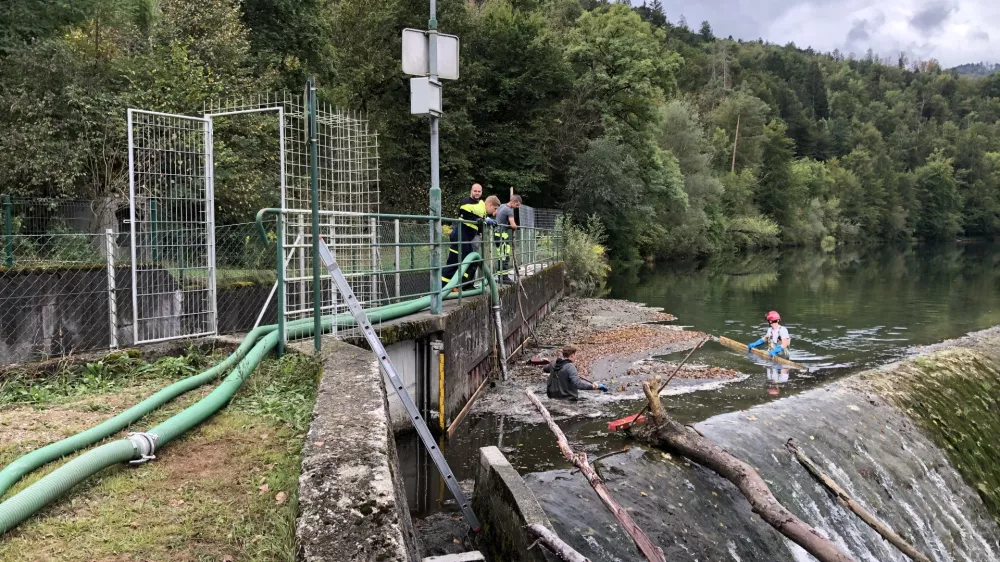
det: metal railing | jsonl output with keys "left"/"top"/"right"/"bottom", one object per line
{"left": 254, "top": 208, "right": 563, "bottom": 351}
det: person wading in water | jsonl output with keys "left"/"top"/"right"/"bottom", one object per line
{"left": 748, "top": 310, "right": 790, "bottom": 359}
{"left": 544, "top": 347, "right": 609, "bottom": 400}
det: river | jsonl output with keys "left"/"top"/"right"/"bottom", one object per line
{"left": 402, "top": 242, "right": 1000, "bottom": 540}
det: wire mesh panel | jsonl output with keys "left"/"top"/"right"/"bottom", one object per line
{"left": 128, "top": 110, "right": 216, "bottom": 344}
{"left": 206, "top": 95, "right": 379, "bottom": 342}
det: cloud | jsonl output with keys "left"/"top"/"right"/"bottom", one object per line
{"left": 967, "top": 28, "right": 990, "bottom": 42}
{"left": 909, "top": 0, "right": 958, "bottom": 34}
{"left": 647, "top": 0, "right": 999, "bottom": 67}
{"left": 846, "top": 11, "right": 886, "bottom": 45}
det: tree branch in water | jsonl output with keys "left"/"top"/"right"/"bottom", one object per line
{"left": 639, "top": 378, "right": 856, "bottom": 562}
{"left": 786, "top": 439, "right": 931, "bottom": 562}
{"left": 524, "top": 389, "right": 666, "bottom": 562}
{"left": 527, "top": 523, "right": 591, "bottom": 562}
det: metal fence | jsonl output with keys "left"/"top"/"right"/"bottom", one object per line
{"left": 1, "top": 196, "right": 562, "bottom": 366}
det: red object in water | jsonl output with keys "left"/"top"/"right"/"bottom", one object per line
{"left": 528, "top": 356, "right": 551, "bottom": 366}
{"left": 608, "top": 414, "right": 647, "bottom": 432}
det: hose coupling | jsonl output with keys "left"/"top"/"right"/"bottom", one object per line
{"left": 127, "top": 432, "right": 159, "bottom": 465}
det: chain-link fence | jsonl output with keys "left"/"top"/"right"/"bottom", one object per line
{"left": 1, "top": 196, "right": 131, "bottom": 364}
{"left": 1, "top": 195, "right": 564, "bottom": 366}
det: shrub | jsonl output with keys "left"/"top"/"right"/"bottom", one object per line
{"left": 556, "top": 215, "right": 610, "bottom": 296}
{"left": 723, "top": 215, "right": 781, "bottom": 252}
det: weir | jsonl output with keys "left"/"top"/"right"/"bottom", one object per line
{"left": 494, "top": 328, "right": 1000, "bottom": 561}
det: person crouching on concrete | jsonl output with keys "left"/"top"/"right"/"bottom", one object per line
{"left": 544, "top": 347, "right": 608, "bottom": 400}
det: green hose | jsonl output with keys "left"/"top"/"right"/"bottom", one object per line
{"left": 0, "top": 324, "right": 276, "bottom": 498}
{"left": 0, "top": 253, "right": 496, "bottom": 535}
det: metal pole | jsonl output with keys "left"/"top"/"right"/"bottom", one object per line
{"left": 3, "top": 195, "right": 12, "bottom": 268}
{"left": 277, "top": 212, "right": 286, "bottom": 356}
{"left": 428, "top": 0, "right": 442, "bottom": 315}
{"left": 308, "top": 79, "right": 322, "bottom": 352}
{"left": 394, "top": 218, "right": 401, "bottom": 300}
{"left": 370, "top": 216, "right": 379, "bottom": 302}
{"left": 106, "top": 229, "right": 118, "bottom": 349}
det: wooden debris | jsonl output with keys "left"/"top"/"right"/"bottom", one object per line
{"left": 786, "top": 439, "right": 931, "bottom": 562}
{"left": 526, "top": 523, "right": 591, "bottom": 562}
{"left": 717, "top": 336, "right": 808, "bottom": 370}
{"left": 639, "top": 377, "right": 855, "bottom": 562}
{"left": 524, "top": 390, "right": 666, "bottom": 562}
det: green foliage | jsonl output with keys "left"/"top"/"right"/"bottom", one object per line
{"left": 238, "top": 353, "right": 320, "bottom": 433}
{"left": 556, "top": 215, "right": 610, "bottom": 296}
{"left": 3, "top": 1, "right": 1000, "bottom": 261}
{"left": 0, "top": 348, "right": 208, "bottom": 406}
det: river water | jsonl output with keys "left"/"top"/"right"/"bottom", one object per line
{"left": 402, "top": 242, "right": 1000, "bottom": 546}
{"left": 607, "top": 242, "right": 1000, "bottom": 422}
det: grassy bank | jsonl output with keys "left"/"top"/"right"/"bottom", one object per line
{"left": 0, "top": 349, "right": 319, "bottom": 561}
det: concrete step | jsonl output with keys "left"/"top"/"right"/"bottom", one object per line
{"left": 422, "top": 552, "right": 486, "bottom": 562}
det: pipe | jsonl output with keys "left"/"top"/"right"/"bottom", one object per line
{"left": 0, "top": 323, "right": 276, "bottom": 498}
{"left": 482, "top": 270, "right": 509, "bottom": 380}
{"left": 0, "top": 254, "right": 502, "bottom": 535}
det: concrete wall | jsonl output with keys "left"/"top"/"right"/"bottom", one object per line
{"left": 473, "top": 446, "right": 558, "bottom": 562}
{"left": 1, "top": 266, "right": 272, "bottom": 364}
{"left": 296, "top": 339, "right": 420, "bottom": 562}
{"left": 373, "top": 263, "right": 565, "bottom": 432}
{"left": 441, "top": 265, "right": 564, "bottom": 428}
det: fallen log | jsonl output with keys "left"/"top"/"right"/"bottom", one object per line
{"left": 717, "top": 336, "right": 808, "bottom": 370}
{"left": 786, "top": 439, "right": 931, "bottom": 562}
{"left": 527, "top": 523, "right": 591, "bottom": 562}
{"left": 639, "top": 377, "right": 856, "bottom": 562}
{"left": 524, "top": 390, "right": 666, "bottom": 562}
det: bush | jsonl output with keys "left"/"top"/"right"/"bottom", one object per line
{"left": 723, "top": 215, "right": 781, "bottom": 252}
{"left": 556, "top": 215, "right": 610, "bottom": 296}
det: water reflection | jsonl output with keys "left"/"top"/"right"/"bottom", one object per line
{"left": 766, "top": 367, "right": 789, "bottom": 396}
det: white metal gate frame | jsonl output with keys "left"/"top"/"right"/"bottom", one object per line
{"left": 127, "top": 96, "right": 378, "bottom": 348}
{"left": 127, "top": 109, "right": 217, "bottom": 345}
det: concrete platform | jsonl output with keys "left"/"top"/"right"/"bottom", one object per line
{"left": 294, "top": 338, "right": 420, "bottom": 562}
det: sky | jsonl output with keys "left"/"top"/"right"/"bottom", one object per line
{"left": 651, "top": 0, "right": 999, "bottom": 68}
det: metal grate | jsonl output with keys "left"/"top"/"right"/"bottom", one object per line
{"left": 127, "top": 110, "right": 217, "bottom": 344}
{"left": 205, "top": 94, "right": 380, "bottom": 343}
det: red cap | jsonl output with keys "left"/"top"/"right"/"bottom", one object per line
{"left": 766, "top": 310, "right": 781, "bottom": 323}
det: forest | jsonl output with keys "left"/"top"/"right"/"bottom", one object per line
{"left": 2, "top": 0, "right": 1000, "bottom": 263}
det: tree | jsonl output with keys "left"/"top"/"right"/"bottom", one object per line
{"left": 913, "top": 152, "right": 962, "bottom": 240}
{"left": 566, "top": 137, "right": 646, "bottom": 261}
{"left": 565, "top": 5, "right": 681, "bottom": 132}
{"left": 699, "top": 21, "right": 713, "bottom": 42}
{"left": 755, "top": 119, "right": 799, "bottom": 226}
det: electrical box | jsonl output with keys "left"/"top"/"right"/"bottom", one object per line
{"left": 410, "top": 77, "right": 442, "bottom": 116}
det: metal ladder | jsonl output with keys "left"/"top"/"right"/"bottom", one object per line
{"left": 316, "top": 238, "right": 481, "bottom": 531}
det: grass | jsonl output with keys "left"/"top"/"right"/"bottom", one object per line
{"left": 0, "top": 349, "right": 320, "bottom": 562}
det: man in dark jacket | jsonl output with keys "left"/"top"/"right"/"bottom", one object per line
{"left": 545, "top": 347, "right": 609, "bottom": 400}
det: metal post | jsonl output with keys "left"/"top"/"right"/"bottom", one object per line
{"left": 394, "top": 218, "right": 401, "bottom": 300}
{"left": 428, "top": 0, "right": 442, "bottom": 315}
{"left": 149, "top": 199, "right": 158, "bottom": 265}
{"left": 370, "top": 216, "right": 379, "bottom": 302}
{"left": 3, "top": 195, "right": 12, "bottom": 268}
{"left": 308, "top": 79, "right": 322, "bottom": 352}
{"left": 457, "top": 221, "right": 463, "bottom": 305}
{"left": 106, "top": 229, "right": 118, "bottom": 349}
{"left": 277, "top": 212, "right": 286, "bottom": 356}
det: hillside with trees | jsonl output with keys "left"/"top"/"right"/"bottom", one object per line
{"left": 1, "top": 0, "right": 999, "bottom": 262}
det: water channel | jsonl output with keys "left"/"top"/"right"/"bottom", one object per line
{"left": 400, "top": 242, "right": 1000, "bottom": 534}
